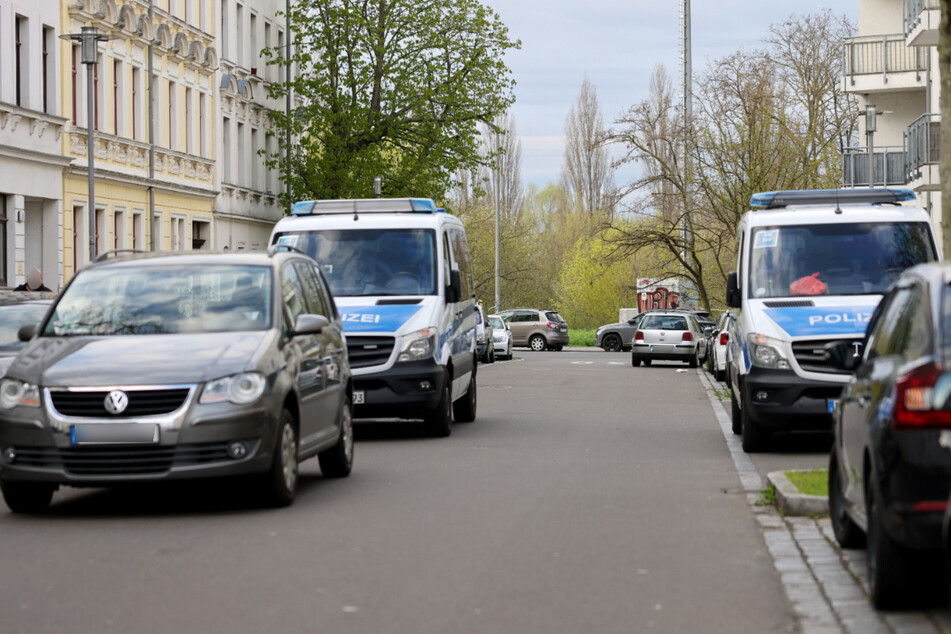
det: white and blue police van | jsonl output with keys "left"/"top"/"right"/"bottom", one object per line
{"left": 725, "top": 188, "right": 939, "bottom": 452}
{"left": 269, "top": 198, "right": 477, "bottom": 437}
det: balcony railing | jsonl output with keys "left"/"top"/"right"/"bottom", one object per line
{"left": 904, "top": 0, "right": 940, "bottom": 38}
{"left": 905, "top": 113, "right": 940, "bottom": 180}
{"left": 842, "top": 147, "right": 907, "bottom": 187}
{"left": 842, "top": 34, "right": 926, "bottom": 84}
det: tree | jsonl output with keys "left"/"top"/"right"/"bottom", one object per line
{"left": 562, "top": 75, "right": 616, "bottom": 217}
{"left": 266, "top": 0, "right": 520, "bottom": 205}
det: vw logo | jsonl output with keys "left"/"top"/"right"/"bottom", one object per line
{"left": 104, "top": 390, "right": 130, "bottom": 415}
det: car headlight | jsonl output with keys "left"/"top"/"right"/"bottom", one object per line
{"left": 747, "top": 333, "right": 790, "bottom": 370}
{"left": 398, "top": 328, "right": 437, "bottom": 363}
{"left": 0, "top": 379, "right": 39, "bottom": 409}
{"left": 200, "top": 372, "right": 267, "bottom": 405}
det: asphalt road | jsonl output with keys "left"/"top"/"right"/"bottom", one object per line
{"left": 0, "top": 350, "right": 794, "bottom": 634}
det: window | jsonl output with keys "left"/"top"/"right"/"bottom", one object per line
{"left": 43, "top": 26, "right": 54, "bottom": 114}
{"left": 167, "top": 80, "right": 176, "bottom": 149}
{"left": 222, "top": 116, "right": 231, "bottom": 182}
{"left": 266, "top": 135, "right": 276, "bottom": 193}
{"left": 221, "top": 1, "right": 229, "bottom": 60}
{"left": 264, "top": 22, "right": 272, "bottom": 81}
{"left": 236, "top": 3, "right": 245, "bottom": 67}
{"left": 0, "top": 196, "right": 7, "bottom": 286}
{"left": 277, "top": 29, "right": 284, "bottom": 80}
{"left": 94, "top": 55, "right": 102, "bottom": 130}
{"left": 71, "top": 45, "right": 80, "bottom": 124}
{"left": 131, "top": 67, "right": 141, "bottom": 140}
{"left": 72, "top": 205, "right": 85, "bottom": 272}
{"left": 250, "top": 12, "right": 258, "bottom": 71}
{"left": 281, "top": 263, "right": 308, "bottom": 325}
{"left": 113, "top": 209, "right": 126, "bottom": 249}
{"left": 199, "top": 93, "right": 207, "bottom": 157}
{"left": 15, "top": 16, "right": 27, "bottom": 107}
{"left": 113, "top": 59, "right": 122, "bottom": 136}
{"left": 170, "top": 216, "right": 187, "bottom": 251}
{"left": 152, "top": 212, "right": 164, "bottom": 251}
{"left": 132, "top": 212, "right": 144, "bottom": 250}
{"left": 294, "top": 261, "right": 329, "bottom": 316}
{"left": 192, "top": 220, "right": 209, "bottom": 250}
{"left": 237, "top": 122, "right": 245, "bottom": 184}
{"left": 185, "top": 87, "right": 194, "bottom": 154}
{"left": 95, "top": 208, "right": 106, "bottom": 256}
{"left": 152, "top": 75, "right": 162, "bottom": 144}
{"left": 449, "top": 229, "right": 473, "bottom": 298}
{"left": 867, "top": 288, "right": 913, "bottom": 361}
{"left": 251, "top": 127, "right": 260, "bottom": 190}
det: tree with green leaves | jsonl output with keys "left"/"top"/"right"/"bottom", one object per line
{"left": 265, "top": 0, "right": 520, "bottom": 205}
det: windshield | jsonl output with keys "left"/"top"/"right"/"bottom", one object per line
{"left": 488, "top": 316, "right": 504, "bottom": 329}
{"left": 642, "top": 315, "right": 689, "bottom": 330}
{"left": 0, "top": 304, "right": 49, "bottom": 349}
{"left": 276, "top": 229, "right": 437, "bottom": 297}
{"left": 749, "top": 222, "right": 935, "bottom": 298}
{"left": 45, "top": 265, "right": 272, "bottom": 336}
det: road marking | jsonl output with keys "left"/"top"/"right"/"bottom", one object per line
{"left": 570, "top": 361, "right": 595, "bottom": 365}
{"left": 607, "top": 361, "right": 625, "bottom": 366}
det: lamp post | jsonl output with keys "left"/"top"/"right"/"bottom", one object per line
{"left": 61, "top": 26, "right": 113, "bottom": 260}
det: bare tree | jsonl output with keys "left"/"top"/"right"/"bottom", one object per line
{"left": 480, "top": 113, "right": 524, "bottom": 223}
{"left": 562, "top": 75, "right": 616, "bottom": 217}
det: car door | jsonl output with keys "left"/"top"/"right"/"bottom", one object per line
{"left": 282, "top": 262, "right": 328, "bottom": 451}
{"left": 840, "top": 286, "right": 914, "bottom": 515}
{"left": 508, "top": 311, "right": 531, "bottom": 346}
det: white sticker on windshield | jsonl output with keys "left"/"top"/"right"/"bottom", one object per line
{"left": 276, "top": 234, "right": 299, "bottom": 248}
{"left": 754, "top": 230, "right": 778, "bottom": 249}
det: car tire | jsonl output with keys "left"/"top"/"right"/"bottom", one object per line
{"left": 631, "top": 355, "right": 641, "bottom": 367}
{"left": 318, "top": 395, "right": 354, "bottom": 479}
{"left": 1, "top": 481, "right": 54, "bottom": 514}
{"left": 453, "top": 372, "right": 477, "bottom": 423}
{"left": 828, "top": 452, "right": 864, "bottom": 548}
{"left": 260, "top": 409, "right": 299, "bottom": 508}
{"left": 688, "top": 352, "right": 699, "bottom": 368}
{"left": 867, "top": 477, "right": 917, "bottom": 609}
{"left": 507, "top": 342, "right": 512, "bottom": 359}
{"left": 602, "top": 334, "right": 622, "bottom": 352}
{"left": 715, "top": 367, "right": 725, "bottom": 382}
{"left": 423, "top": 376, "right": 452, "bottom": 437}
{"left": 731, "top": 389, "right": 742, "bottom": 436}
{"left": 741, "top": 389, "right": 768, "bottom": 452}
{"left": 643, "top": 359, "right": 652, "bottom": 367}
{"left": 489, "top": 347, "right": 496, "bottom": 363}
{"left": 529, "top": 335, "right": 547, "bottom": 352}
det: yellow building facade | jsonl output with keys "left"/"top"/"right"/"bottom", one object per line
{"left": 61, "top": 0, "right": 218, "bottom": 280}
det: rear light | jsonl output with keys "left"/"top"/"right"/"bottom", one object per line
{"left": 681, "top": 332, "right": 693, "bottom": 342}
{"left": 719, "top": 332, "right": 729, "bottom": 345}
{"left": 912, "top": 501, "right": 948, "bottom": 512}
{"left": 547, "top": 322, "right": 558, "bottom": 330}
{"left": 634, "top": 331, "right": 644, "bottom": 341}
{"left": 893, "top": 362, "right": 951, "bottom": 429}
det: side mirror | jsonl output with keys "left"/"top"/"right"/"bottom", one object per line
{"left": 17, "top": 323, "right": 38, "bottom": 343}
{"left": 446, "top": 270, "right": 462, "bottom": 303}
{"left": 291, "top": 314, "right": 329, "bottom": 336}
{"left": 726, "top": 272, "right": 741, "bottom": 308}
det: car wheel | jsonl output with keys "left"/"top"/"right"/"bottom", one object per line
{"left": 529, "top": 335, "right": 547, "bottom": 352}
{"left": 423, "top": 376, "right": 452, "bottom": 437}
{"left": 688, "top": 352, "right": 699, "bottom": 368}
{"left": 867, "top": 477, "right": 918, "bottom": 609}
{"left": 489, "top": 347, "right": 496, "bottom": 363}
{"left": 715, "top": 367, "right": 725, "bottom": 382}
{"left": 631, "top": 355, "right": 641, "bottom": 367}
{"left": 741, "top": 389, "right": 768, "bottom": 452}
{"left": 453, "top": 372, "right": 477, "bottom": 423}
{"left": 318, "top": 395, "right": 354, "bottom": 478}
{"left": 260, "top": 409, "right": 299, "bottom": 507}
{"left": 507, "top": 342, "right": 512, "bottom": 359}
{"left": 642, "top": 359, "right": 652, "bottom": 367}
{"left": 828, "top": 452, "right": 864, "bottom": 548}
{"left": 730, "top": 389, "right": 742, "bottom": 436}
{"left": 602, "top": 334, "right": 622, "bottom": 352}
{"left": 1, "top": 481, "right": 54, "bottom": 514}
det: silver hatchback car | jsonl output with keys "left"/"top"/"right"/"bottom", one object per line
{"left": 631, "top": 311, "right": 703, "bottom": 367}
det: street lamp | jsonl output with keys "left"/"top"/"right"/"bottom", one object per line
{"left": 61, "top": 26, "right": 114, "bottom": 260}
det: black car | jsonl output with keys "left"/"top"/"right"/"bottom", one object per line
{"left": 0, "top": 249, "right": 353, "bottom": 512}
{"left": 829, "top": 263, "right": 951, "bottom": 608}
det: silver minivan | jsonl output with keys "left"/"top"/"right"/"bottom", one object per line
{"left": 631, "top": 312, "right": 703, "bottom": 367}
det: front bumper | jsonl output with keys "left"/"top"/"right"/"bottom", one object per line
{"left": 741, "top": 367, "right": 842, "bottom": 431}
{"left": 0, "top": 406, "right": 278, "bottom": 486}
{"left": 353, "top": 359, "right": 447, "bottom": 420}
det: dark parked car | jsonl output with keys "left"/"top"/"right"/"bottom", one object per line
{"left": 829, "top": 263, "right": 951, "bottom": 608}
{"left": 0, "top": 249, "right": 353, "bottom": 512}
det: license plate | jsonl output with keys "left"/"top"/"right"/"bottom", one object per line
{"left": 827, "top": 399, "right": 838, "bottom": 414}
{"left": 353, "top": 391, "right": 365, "bottom": 405}
{"left": 70, "top": 423, "right": 159, "bottom": 445}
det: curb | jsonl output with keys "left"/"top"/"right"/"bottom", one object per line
{"left": 767, "top": 470, "right": 828, "bottom": 517}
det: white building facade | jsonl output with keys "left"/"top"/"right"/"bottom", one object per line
{"left": 842, "top": 0, "right": 941, "bottom": 251}
{"left": 0, "top": 0, "right": 70, "bottom": 289}
{"left": 215, "top": 0, "right": 288, "bottom": 251}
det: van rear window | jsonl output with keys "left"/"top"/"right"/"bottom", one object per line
{"left": 642, "top": 315, "right": 688, "bottom": 330}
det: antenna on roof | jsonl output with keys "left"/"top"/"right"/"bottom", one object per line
{"left": 353, "top": 200, "right": 359, "bottom": 222}
{"left": 834, "top": 189, "right": 842, "bottom": 215}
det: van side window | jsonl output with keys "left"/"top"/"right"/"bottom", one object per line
{"left": 737, "top": 230, "right": 745, "bottom": 290}
{"left": 867, "top": 288, "right": 912, "bottom": 360}
{"left": 442, "top": 233, "right": 453, "bottom": 288}
{"left": 281, "top": 263, "right": 309, "bottom": 327}
{"left": 450, "top": 229, "right": 473, "bottom": 298}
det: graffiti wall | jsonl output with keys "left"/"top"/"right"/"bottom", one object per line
{"left": 637, "top": 278, "right": 681, "bottom": 312}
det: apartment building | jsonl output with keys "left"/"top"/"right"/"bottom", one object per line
{"left": 60, "top": 0, "right": 218, "bottom": 280}
{"left": 0, "top": 0, "right": 71, "bottom": 289}
{"left": 215, "top": 0, "right": 287, "bottom": 252}
{"left": 842, "top": 0, "right": 941, "bottom": 250}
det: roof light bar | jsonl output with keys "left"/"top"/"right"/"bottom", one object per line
{"left": 749, "top": 188, "right": 916, "bottom": 209}
{"left": 291, "top": 198, "right": 438, "bottom": 216}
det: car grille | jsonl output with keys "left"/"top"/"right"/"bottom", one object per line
{"left": 49, "top": 388, "right": 191, "bottom": 418}
{"left": 346, "top": 336, "right": 395, "bottom": 369}
{"left": 11, "top": 443, "right": 233, "bottom": 476}
{"left": 764, "top": 300, "right": 815, "bottom": 308}
{"left": 791, "top": 339, "right": 861, "bottom": 375}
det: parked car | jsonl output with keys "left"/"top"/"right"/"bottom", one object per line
{"left": 631, "top": 311, "right": 705, "bottom": 367}
{"left": 0, "top": 297, "right": 53, "bottom": 376}
{"left": 475, "top": 305, "right": 495, "bottom": 364}
{"left": 488, "top": 314, "right": 512, "bottom": 360}
{"left": 0, "top": 249, "right": 354, "bottom": 513}
{"left": 706, "top": 311, "right": 732, "bottom": 382}
{"left": 498, "top": 308, "right": 569, "bottom": 351}
{"left": 829, "top": 263, "right": 951, "bottom": 608}
{"left": 597, "top": 309, "right": 713, "bottom": 353}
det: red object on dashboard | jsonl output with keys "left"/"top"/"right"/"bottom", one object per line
{"left": 789, "top": 272, "right": 827, "bottom": 296}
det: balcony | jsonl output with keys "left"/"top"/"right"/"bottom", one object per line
{"left": 904, "top": 0, "right": 939, "bottom": 46}
{"left": 905, "top": 113, "right": 940, "bottom": 191}
{"left": 842, "top": 34, "right": 926, "bottom": 94}
{"left": 842, "top": 147, "right": 907, "bottom": 187}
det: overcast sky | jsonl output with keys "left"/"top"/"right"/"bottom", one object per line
{"left": 480, "top": 1, "right": 858, "bottom": 189}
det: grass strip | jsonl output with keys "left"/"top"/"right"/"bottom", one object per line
{"left": 785, "top": 468, "right": 828, "bottom": 497}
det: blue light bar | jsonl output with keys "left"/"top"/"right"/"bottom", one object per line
{"left": 291, "top": 198, "right": 439, "bottom": 216}
{"left": 750, "top": 188, "right": 916, "bottom": 209}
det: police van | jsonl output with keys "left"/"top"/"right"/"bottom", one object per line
{"left": 725, "top": 188, "right": 939, "bottom": 452}
{"left": 269, "top": 198, "right": 476, "bottom": 437}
